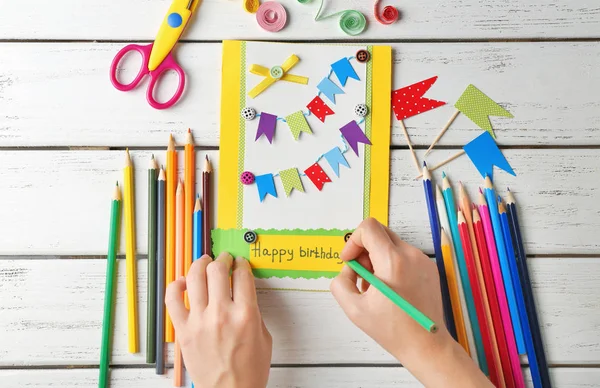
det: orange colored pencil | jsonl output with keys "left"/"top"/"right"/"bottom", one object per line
{"left": 165, "top": 134, "right": 177, "bottom": 343}
{"left": 460, "top": 184, "right": 505, "bottom": 388}
{"left": 184, "top": 129, "right": 195, "bottom": 308}
{"left": 174, "top": 180, "right": 185, "bottom": 387}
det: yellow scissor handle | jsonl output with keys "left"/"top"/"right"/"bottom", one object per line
{"left": 149, "top": 0, "right": 199, "bottom": 71}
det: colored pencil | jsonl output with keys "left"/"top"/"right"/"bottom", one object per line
{"left": 499, "top": 199, "right": 542, "bottom": 388}
{"left": 460, "top": 184, "right": 505, "bottom": 388}
{"left": 458, "top": 210, "right": 498, "bottom": 385}
{"left": 174, "top": 180, "right": 185, "bottom": 387}
{"left": 436, "top": 184, "right": 471, "bottom": 355}
{"left": 146, "top": 155, "right": 158, "bottom": 364}
{"left": 123, "top": 149, "right": 139, "bottom": 353}
{"left": 442, "top": 173, "right": 486, "bottom": 373}
{"left": 193, "top": 195, "right": 203, "bottom": 261}
{"left": 184, "top": 129, "right": 195, "bottom": 308}
{"left": 473, "top": 206, "right": 514, "bottom": 388}
{"left": 478, "top": 192, "right": 524, "bottom": 387}
{"left": 484, "top": 176, "right": 525, "bottom": 355}
{"left": 421, "top": 162, "right": 456, "bottom": 339}
{"left": 439, "top": 227, "right": 468, "bottom": 351}
{"left": 202, "top": 156, "right": 213, "bottom": 256}
{"left": 99, "top": 183, "right": 121, "bottom": 388}
{"left": 156, "top": 168, "right": 166, "bottom": 375}
{"left": 166, "top": 135, "right": 177, "bottom": 343}
{"left": 347, "top": 259, "right": 437, "bottom": 332}
{"left": 506, "top": 189, "right": 551, "bottom": 387}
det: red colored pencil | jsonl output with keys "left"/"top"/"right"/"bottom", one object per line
{"left": 458, "top": 210, "right": 499, "bottom": 387}
{"left": 473, "top": 205, "right": 516, "bottom": 388}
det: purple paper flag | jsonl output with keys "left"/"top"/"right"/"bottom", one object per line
{"left": 340, "top": 121, "right": 371, "bottom": 156}
{"left": 255, "top": 112, "right": 277, "bottom": 143}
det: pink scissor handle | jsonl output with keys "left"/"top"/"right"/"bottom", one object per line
{"left": 110, "top": 43, "right": 153, "bottom": 91}
{"left": 146, "top": 53, "right": 186, "bottom": 110}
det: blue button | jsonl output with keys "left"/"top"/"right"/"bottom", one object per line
{"left": 167, "top": 13, "right": 183, "bottom": 28}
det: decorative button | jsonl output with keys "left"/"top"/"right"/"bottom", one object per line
{"left": 241, "top": 107, "right": 256, "bottom": 121}
{"left": 354, "top": 104, "right": 368, "bottom": 117}
{"left": 356, "top": 50, "right": 370, "bottom": 63}
{"left": 244, "top": 230, "right": 258, "bottom": 244}
{"left": 344, "top": 232, "right": 352, "bottom": 242}
{"left": 167, "top": 13, "right": 183, "bottom": 28}
{"left": 240, "top": 171, "right": 255, "bottom": 185}
{"left": 270, "top": 66, "right": 284, "bottom": 79}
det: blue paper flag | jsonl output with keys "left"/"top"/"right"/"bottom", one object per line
{"left": 317, "top": 78, "right": 344, "bottom": 104}
{"left": 331, "top": 58, "right": 360, "bottom": 87}
{"left": 323, "top": 147, "right": 350, "bottom": 177}
{"left": 463, "top": 132, "right": 516, "bottom": 179}
{"left": 255, "top": 173, "right": 277, "bottom": 202}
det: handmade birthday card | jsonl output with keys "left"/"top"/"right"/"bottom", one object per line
{"left": 214, "top": 40, "right": 392, "bottom": 285}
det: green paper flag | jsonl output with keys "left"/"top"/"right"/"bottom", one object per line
{"left": 286, "top": 111, "right": 312, "bottom": 141}
{"left": 454, "top": 85, "right": 513, "bottom": 138}
{"left": 279, "top": 168, "right": 305, "bottom": 197}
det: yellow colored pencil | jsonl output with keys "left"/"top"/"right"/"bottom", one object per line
{"left": 174, "top": 180, "right": 185, "bottom": 387}
{"left": 440, "top": 227, "right": 469, "bottom": 354}
{"left": 166, "top": 135, "right": 177, "bottom": 343}
{"left": 184, "top": 129, "right": 195, "bottom": 308}
{"left": 124, "top": 149, "right": 139, "bottom": 353}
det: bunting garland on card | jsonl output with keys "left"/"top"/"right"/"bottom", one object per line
{"left": 323, "top": 147, "right": 350, "bottom": 177}
{"left": 307, "top": 96, "right": 335, "bottom": 123}
{"left": 280, "top": 168, "right": 305, "bottom": 196}
{"left": 255, "top": 173, "right": 278, "bottom": 201}
{"left": 285, "top": 111, "right": 313, "bottom": 140}
{"left": 340, "top": 120, "right": 372, "bottom": 156}
{"left": 305, "top": 163, "right": 332, "bottom": 191}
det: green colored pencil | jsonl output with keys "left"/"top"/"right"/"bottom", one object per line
{"left": 99, "top": 183, "right": 122, "bottom": 388}
{"left": 147, "top": 155, "right": 158, "bottom": 364}
{"left": 346, "top": 259, "right": 437, "bottom": 333}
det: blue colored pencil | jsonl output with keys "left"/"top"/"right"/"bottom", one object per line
{"left": 193, "top": 195, "right": 203, "bottom": 261}
{"left": 499, "top": 197, "right": 542, "bottom": 387}
{"left": 442, "top": 173, "right": 487, "bottom": 374}
{"left": 422, "top": 163, "right": 457, "bottom": 339}
{"left": 483, "top": 176, "right": 526, "bottom": 354}
{"left": 506, "top": 189, "right": 552, "bottom": 387}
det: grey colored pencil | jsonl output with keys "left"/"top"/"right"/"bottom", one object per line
{"left": 147, "top": 155, "right": 158, "bottom": 364}
{"left": 155, "top": 168, "right": 166, "bottom": 375}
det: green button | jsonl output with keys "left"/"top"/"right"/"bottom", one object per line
{"left": 270, "top": 66, "right": 284, "bottom": 79}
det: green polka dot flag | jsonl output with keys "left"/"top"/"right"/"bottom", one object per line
{"left": 454, "top": 84, "right": 513, "bottom": 138}
{"left": 285, "top": 111, "right": 313, "bottom": 141}
{"left": 279, "top": 168, "right": 305, "bottom": 197}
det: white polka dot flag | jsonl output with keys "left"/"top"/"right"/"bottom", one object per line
{"left": 392, "top": 76, "right": 446, "bottom": 121}
{"left": 304, "top": 163, "right": 332, "bottom": 191}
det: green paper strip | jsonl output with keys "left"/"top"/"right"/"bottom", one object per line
{"left": 211, "top": 229, "right": 250, "bottom": 259}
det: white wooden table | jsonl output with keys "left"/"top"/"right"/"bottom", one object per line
{"left": 1, "top": 1, "right": 599, "bottom": 386}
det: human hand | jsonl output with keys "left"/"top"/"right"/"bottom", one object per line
{"left": 165, "top": 253, "right": 272, "bottom": 388}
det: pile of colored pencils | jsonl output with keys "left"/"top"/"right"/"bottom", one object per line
{"left": 422, "top": 162, "right": 551, "bottom": 388}
{"left": 99, "top": 131, "right": 213, "bottom": 388}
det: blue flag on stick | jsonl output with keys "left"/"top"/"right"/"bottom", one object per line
{"left": 463, "top": 132, "right": 516, "bottom": 179}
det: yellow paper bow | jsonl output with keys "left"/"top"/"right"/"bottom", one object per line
{"left": 248, "top": 54, "right": 309, "bottom": 98}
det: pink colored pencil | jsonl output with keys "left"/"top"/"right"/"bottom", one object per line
{"left": 478, "top": 191, "right": 525, "bottom": 388}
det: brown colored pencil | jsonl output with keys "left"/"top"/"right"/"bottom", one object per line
{"left": 202, "top": 156, "right": 212, "bottom": 257}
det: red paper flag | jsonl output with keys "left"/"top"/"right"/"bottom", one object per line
{"left": 307, "top": 96, "right": 335, "bottom": 123}
{"left": 392, "top": 76, "right": 446, "bottom": 121}
{"left": 304, "top": 163, "right": 331, "bottom": 191}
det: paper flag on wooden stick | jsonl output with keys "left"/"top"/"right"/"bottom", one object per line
{"left": 304, "top": 163, "right": 332, "bottom": 191}
{"left": 255, "top": 112, "right": 277, "bottom": 143}
{"left": 307, "top": 96, "right": 335, "bottom": 123}
{"left": 392, "top": 76, "right": 446, "bottom": 121}
{"left": 331, "top": 58, "right": 360, "bottom": 87}
{"left": 318, "top": 78, "right": 344, "bottom": 104}
{"left": 454, "top": 85, "right": 513, "bottom": 138}
{"left": 256, "top": 173, "right": 277, "bottom": 201}
{"left": 285, "top": 111, "right": 312, "bottom": 140}
{"left": 323, "top": 147, "right": 350, "bottom": 177}
{"left": 463, "top": 131, "right": 516, "bottom": 179}
{"left": 340, "top": 121, "right": 371, "bottom": 156}
{"left": 279, "top": 168, "right": 305, "bottom": 197}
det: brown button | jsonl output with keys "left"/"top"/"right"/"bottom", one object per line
{"left": 344, "top": 232, "right": 352, "bottom": 242}
{"left": 356, "top": 50, "right": 370, "bottom": 63}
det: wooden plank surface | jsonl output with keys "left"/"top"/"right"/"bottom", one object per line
{"left": 0, "top": 149, "right": 596, "bottom": 255}
{"left": 1, "top": 42, "right": 599, "bottom": 147}
{"left": 2, "top": 367, "right": 598, "bottom": 388}
{"left": 0, "top": 257, "right": 598, "bottom": 366}
{"left": 1, "top": 0, "right": 599, "bottom": 40}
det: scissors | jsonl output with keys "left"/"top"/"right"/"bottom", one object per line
{"left": 110, "top": 0, "right": 199, "bottom": 110}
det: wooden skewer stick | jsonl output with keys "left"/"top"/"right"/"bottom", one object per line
{"left": 415, "top": 150, "right": 466, "bottom": 179}
{"left": 424, "top": 108, "right": 460, "bottom": 156}
{"left": 398, "top": 120, "right": 421, "bottom": 174}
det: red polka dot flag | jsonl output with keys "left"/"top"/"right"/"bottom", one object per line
{"left": 306, "top": 96, "right": 335, "bottom": 123}
{"left": 304, "top": 163, "right": 332, "bottom": 191}
{"left": 392, "top": 76, "right": 446, "bottom": 121}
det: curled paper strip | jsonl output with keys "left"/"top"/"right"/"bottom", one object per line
{"left": 374, "top": 0, "right": 399, "bottom": 25}
{"left": 256, "top": 2, "right": 288, "bottom": 32}
{"left": 244, "top": 0, "right": 260, "bottom": 13}
{"left": 304, "top": 0, "right": 367, "bottom": 36}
